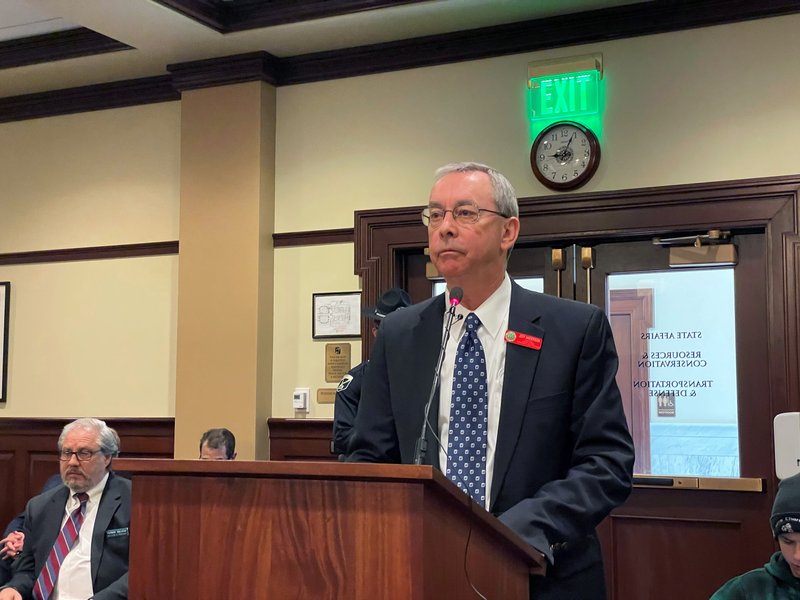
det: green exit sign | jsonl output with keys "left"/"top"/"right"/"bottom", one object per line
{"left": 529, "top": 70, "right": 600, "bottom": 121}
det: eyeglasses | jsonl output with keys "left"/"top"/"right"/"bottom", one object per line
{"left": 421, "top": 202, "right": 508, "bottom": 228}
{"left": 58, "top": 448, "right": 103, "bottom": 462}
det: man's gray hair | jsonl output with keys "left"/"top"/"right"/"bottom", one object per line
{"left": 58, "top": 418, "right": 120, "bottom": 457}
{"left": 433, "top": 162, "right": 519, "bottom": 218}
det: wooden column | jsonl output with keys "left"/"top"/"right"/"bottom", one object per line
{"left": 174, "top": 82, "right": 275, "bottom": 459}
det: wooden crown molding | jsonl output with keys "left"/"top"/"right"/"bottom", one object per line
{"left": 3, "top": 0, "right": 800, "bottom": 122}
{"left": 0, "top": 27, "right": 131, "bottom": 70}
{"left": 0, "top": 76, "right": 179, "bottom": 124}
{"left": 278, "top": 0, "right": 800, "bottom": 84}
{"left": 354, "top": 174, "right": 800, "bottom": 360}
{"left": 168, "top": 51, "right": 281, "bottom": 91}
{"left": 153, "top": 0, "right": 429, "bottom": 33}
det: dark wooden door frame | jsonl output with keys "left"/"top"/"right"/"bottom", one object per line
{"left": 609, "top": 288, "right": 653, "bottom": 474}
{"left": 355, "top": 175, "right": 799, "bottom": 597}
{"left": 355, "top": 175, "right": 800, "bottom": 418}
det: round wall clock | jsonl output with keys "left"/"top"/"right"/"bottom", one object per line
{"left": 530, "top": 121, "right": 601, "bottom": 191}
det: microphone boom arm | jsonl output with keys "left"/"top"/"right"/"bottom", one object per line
{"left": 413, "top": 300, "right": 461, "bottom": 465}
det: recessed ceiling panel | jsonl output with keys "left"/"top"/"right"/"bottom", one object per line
{"left": 0, "top": 0, "right": 79, "bottom": 42}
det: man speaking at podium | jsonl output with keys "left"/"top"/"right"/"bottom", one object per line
{"left": 348, "top": 162, "right": 634, "bottom": 599}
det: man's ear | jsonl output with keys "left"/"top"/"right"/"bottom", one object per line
{"left": 501, "top": 216, "right": 520, "bottom": 252}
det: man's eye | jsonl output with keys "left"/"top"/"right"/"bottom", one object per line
{"left": 455, "top": 207, "right": 476, "bottom": 218}
{"left": 429, "top": 210, "right": 445, "bottom": 220}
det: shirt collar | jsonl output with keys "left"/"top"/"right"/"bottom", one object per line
{"left": 68, "top": 471, "right": 109, "bottom": 509}
{"left": 446, "top": 273, "right": 511, "bottom": 340}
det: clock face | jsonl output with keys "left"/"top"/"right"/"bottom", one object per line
{"left": 530, "top": 121, "right": 600, "bottom": 191}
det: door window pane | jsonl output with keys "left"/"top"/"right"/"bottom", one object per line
{"left": 607, "top": 269, "right": 738, "bottom": 477}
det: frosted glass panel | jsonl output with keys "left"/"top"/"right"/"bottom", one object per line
{"left": 607, "top": 269, "right": 738, "bottom": 477}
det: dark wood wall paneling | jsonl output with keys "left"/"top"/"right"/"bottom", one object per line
{"left": 4, "top": 1, "right": 800, "bottom": 122}
{"left": 0, "top": 415, "right": 337, "bottom": 528}
{"left": 0, "top": 418, "right": 174, "bottom": 535}
{"left": 268, "top": 418, "right": 336, "bottom": 462}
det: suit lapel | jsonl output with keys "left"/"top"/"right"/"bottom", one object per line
{"left": 490, "top": 284, "right": 545, "bottom": 509}
{"left": 37, "top": 487, "right": 70, "bottom": 567}
{"left": 415, "top": 295, "right": 445, "bottom": 469}
{"left": 91, "top": 474, "right": 121, "bottom": 583}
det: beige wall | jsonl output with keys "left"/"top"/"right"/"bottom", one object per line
{"left": 0, "top": 103, "right": 180, "bottom": 253}
{"left": 0, "top": 255, "right": 177, "bottom": 417}
{"left": 272, "top": 243, "right": 361, "bottom": 418}
{"left": 274, "top": 15, "right": 800, "bottom": 232}
{"left": 0, "top": 103, "right": 180, "bottom": 417}
{"left": 2, "top": 15, "right": 800, "bottom": 421}
{"left": 270, "top": 14, "right": 800, "bottom": 416}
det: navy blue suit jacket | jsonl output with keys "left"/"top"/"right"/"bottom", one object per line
{"left": 348, "top": 282, "right": 634, "bottom": 587}
{"left": 1, "top": 472, "right": 130, "bottom": 600}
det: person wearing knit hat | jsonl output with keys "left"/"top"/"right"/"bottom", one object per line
{"left": 711, "top": 472, "right": 800, "bottom": 598}
{"left": 332, "top": 288, "right": 411, "bottom": 456}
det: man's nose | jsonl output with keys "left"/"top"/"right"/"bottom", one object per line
{"left": 437, "top": 210, "right": 458, "bottom": 235}
{"left": 68, "top": 453, "right": 81, "bottom": 465}
{"left": 793, "top": 545, "right": 800, "bottom": 561}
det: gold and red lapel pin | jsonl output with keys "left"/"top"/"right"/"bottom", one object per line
{"left": 504, "top": 330, "right": 542, "bottom": 350}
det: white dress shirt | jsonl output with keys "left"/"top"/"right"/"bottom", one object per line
{"left": 438, "top": 274, "right": 511, "bottom": 510}
{"left": 53, "top": 472, "right": 109, "bottom": 600}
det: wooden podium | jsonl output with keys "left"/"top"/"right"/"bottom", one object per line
{"left": 114, "top": 459, "right": 544, "bottom": 599}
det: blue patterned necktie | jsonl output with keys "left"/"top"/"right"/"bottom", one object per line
{"left": 447, "top": 312, "right": 488, "bottom": 506}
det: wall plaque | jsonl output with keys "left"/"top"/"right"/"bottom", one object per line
{"left": 317, "top": 388, "right": 336, "bottom": 404}
{"left": 325, "top": 343, "right": 351, "bottom": 382}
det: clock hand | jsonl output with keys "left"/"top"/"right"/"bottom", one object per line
{"left": 566, "top": 133, "right": 576, "bottom": 148}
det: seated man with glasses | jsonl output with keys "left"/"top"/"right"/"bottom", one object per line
{"left": 0, "top": 418, "right": 130, "bottom": 600}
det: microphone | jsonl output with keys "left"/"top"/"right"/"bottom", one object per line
{"left": 413, "top": 287, "right": 463, "bottom": 465}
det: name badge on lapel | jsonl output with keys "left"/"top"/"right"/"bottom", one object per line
{"left": 106, "top": 527, "right": 129, "bottom": 539}
{"left": 504, "top": 330, "right": 542, "bottom": 350}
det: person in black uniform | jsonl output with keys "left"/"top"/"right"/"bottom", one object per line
{"left": 332, "top": 288, "right": 411, "bottom": 455}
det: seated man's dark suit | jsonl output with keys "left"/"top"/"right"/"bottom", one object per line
{"left": 2, "top": 472, "right": 130, "bottom": 600}
{"left": 0, "top": 475, "right": 63, "bottom": 587}
{"left": 348, "top": 282, "right": 635, "bottom": 599}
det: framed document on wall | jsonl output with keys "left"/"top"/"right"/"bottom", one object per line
{"left": 312, "top": 291, "right": 361, "bottom": 339}
{"left": 0, "top": 282, "right": 9, "bottom": 403}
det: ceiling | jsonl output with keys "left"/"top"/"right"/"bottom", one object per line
{"left": 2, "top": 0, "right": 800, "bottom": 104}
{"left": 0, "top": 0, "right": 649, "bottom": 97}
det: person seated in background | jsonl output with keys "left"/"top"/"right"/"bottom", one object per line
{"left": 711, "top": 472, "right": 800, "bottom": 598}
{"left": 199, "top": 428, "right": 237, "bottom": 460}
{"left": 0, "top": 475, "right": 62, "bottom": 587}
{"left": 331, "top": 288, "right": 411, "bottom": 456}
{"left": 0, "top": 417, "right": 130, "bottom": 600}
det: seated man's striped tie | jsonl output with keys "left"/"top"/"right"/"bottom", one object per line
{"left": 33, "top": 492, "right": 89, "bottom": 600}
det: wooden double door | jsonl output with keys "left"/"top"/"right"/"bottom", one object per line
{"left": 355, "top": 177, "right": 799, "bottom": 599}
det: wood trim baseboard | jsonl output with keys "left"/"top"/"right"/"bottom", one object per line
{"left": 0, "top": 241, "right": 179, "bottom": 266}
